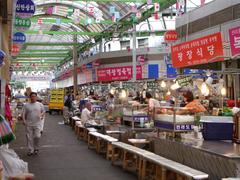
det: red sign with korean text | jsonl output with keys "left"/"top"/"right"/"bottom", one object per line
{"left": 164, "top": 30, "right": 178, "bottom": 43}
{"left": 171, "top": 32, "right": 224, "bottom": 68}
{"left": 97, "top": 66, "right": 142, "bottom": 81}
{"left": 229, "top": 26, "right": 240, "bottom": 57}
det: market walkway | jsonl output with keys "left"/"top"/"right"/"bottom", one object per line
{"left": 10, "top": 114, "right": 137, "bottom": 180}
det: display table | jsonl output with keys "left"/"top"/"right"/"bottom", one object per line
{"left": 149, "top": 133, "right": 240, "bottom": 180}
{"left": 128, "top": 139, "right": 150, "bottom": 147}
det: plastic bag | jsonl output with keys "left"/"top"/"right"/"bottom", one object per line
{"left": 0, "top": 145, "right": 28, "bottom": 180}
{"left": 0, "top": 115, "right": 15, "bottom": 145}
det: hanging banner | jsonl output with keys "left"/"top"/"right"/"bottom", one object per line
{"left": 15, "top": 0, "right": 36, "bottom": 18}
{"left": 137, "top": 55, "right": 145, "bottom": 66}
{"left": 229, "top": 26, "right": 240, "bottom": 57}
{"left": 14, "top": 17, "right": 31, "bottom": 31}
{"left": 97, "top": 66, "right": 142, "bottom": 82}
{"left": 171, "top": 32, "right": 224, "bottom": 68}
{"left": 13, "top": 32, "right": 26, "bottom": 44}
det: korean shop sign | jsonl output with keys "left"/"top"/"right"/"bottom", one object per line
{"left": 229, "top": 26, "right": 240, "bottom": 57}
{"left": 13, "top": 32, "right": 26, "bottom": 44}
{"left": 147, "top": 81, "right": 158, "bottom": 89}
{"left": 15, "top": 0, "right": 35, "bottom": 18}
{"left": 176, "top": 76, "right": 192, "bottom": 87}
{"left": 97, "top": 66, "right": 142, "bottom": 82}
{"left": 15, "top": 17, "right": 31, "bottom": 31}
{"left": 171, "top": 32, "right": 224, "bottom": 68}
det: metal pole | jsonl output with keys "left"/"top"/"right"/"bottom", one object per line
{"left": 73, "top": 34, "right": 78, "bottom": 98}
{"left": 184, "top": 0, "right": 187, "bottom": 13}
{"left": 132, "top": 24, "right": 137, "bottom": 81}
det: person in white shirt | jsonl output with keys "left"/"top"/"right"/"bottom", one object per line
{"left": 81, "top": 102, "right": 93, "bottom": 126}
{"left": 22, "top": 92, "right": 45, "bottom": 156}
{"left": 145, "top": 92, "right": 160, "bottom": 111}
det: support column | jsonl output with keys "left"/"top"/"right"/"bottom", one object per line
{"left": 132, "top": 24, "right": 137, "bottom": 81}
{"left": 73, "top": 34, "right": 78, "bottom": 98}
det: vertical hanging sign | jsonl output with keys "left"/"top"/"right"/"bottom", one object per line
{"left": 15, "top": 0, "right": 36, "bottom": 18}
{"left": 229, "top": 26, "right": 240, "bottom": 57}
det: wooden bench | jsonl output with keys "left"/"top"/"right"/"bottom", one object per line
{"left": 88, "top": 132, "right": 118, "bottom": 159}
{"left": 111, "top": 142, "right": 208, "bottom": 180}
{"left": 84, "top": 128, "right": 97, "bottom": 142}
{"left": 75, "top": 121, "right": 85, "bottom": 139}
{"left": 88, "top": 132, "right": 103, "bottom": 149}
{"left": 97, "top": 135, "right": 118, "bottom": 160}
{"left": 71, "top": 116, "right": 81, "bottom": 129}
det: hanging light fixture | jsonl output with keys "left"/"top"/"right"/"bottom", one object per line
{"left": 120, "top": 89, "right": 127, "bottom": 99}
{"left": 160, "top": 81, "right": 166, "bottom": 88}
{"left": 221, "top": 87, "right": 226, "bottom": 96}
{"left": 110, "top": 88, "right": 115, "bottom": 95}
{"left": 166, "top": 90, "right": 171, "bottom": 95}
{"left": 170, "top": 81, "right": 180, "bottom": 90}
{"left": 206, "top": 69, "right": 211, "bottom": 77}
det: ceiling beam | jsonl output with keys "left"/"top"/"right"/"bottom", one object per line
{"left": 20, "top": 49, "right": 70, "bottom": 53}
{"left": 16, "top": 54, "right": 69, "bottom": 58}
{"left": 24, "top": 42, "right": 79, "bottom": 46}
{"left": 12, "top": 58, "right": 65, "bottom": 61}
{"left": 12, "top": 60, "right": 61, "bottom": 63}
{"left": 18, "top": 53, "right": 70, "bottom": 56}
{"left": 25, "top": 30, "right": 105, "bottom": 36}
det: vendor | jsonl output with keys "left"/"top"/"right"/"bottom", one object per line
{"left": 106, "top": 93, "right": 115, "bottom": 110}
{"left": 81, "top": 102, "right": 93, "bottom": 126}
{"left": 180, "top": 91, "right": 206, "bottom": 114}
{"left": 145, "top": 92, "right": 160, "bottom": 112}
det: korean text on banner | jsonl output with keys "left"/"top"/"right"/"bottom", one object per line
{"left": 229, "top": 26, "right": 240, "bottom": 57}
{"left": 97, "top": 66, "right": 142, "bottom": 82}
{"left": 171, "top": 32, "right": 224, "bottom": 68}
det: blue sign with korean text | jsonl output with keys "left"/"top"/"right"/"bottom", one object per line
{"left": 175, "top": 124, "right": 194, "bottom": 131}
{"left": 86, "top": 63, "right": 93, "bottom": 69}
{"left": 13, "top": 32, "right": 26, "bottom": 44}
{"left": 15, "top": 0, "right": 35, "bottom": 18}
{"left": 166, "top": 64, "right": 177, "bottom": 78}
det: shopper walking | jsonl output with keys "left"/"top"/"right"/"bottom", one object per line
{"left": 22, "top": 92, "right": 45, "bottom": 156}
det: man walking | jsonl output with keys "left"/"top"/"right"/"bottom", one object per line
{"left": 22, "top": 92, "right": 45, "bottom": 156}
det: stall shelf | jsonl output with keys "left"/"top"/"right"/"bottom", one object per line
{"left": 154, "top": 107, "right": 195, "bottom": 136}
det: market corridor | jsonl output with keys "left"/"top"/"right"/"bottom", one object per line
{"left": 10, "top": 114, "right": 137, "bottom": 180}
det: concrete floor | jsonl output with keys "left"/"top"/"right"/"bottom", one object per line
{"left": 10, "top": 114, "right": 137, "bottom": 180}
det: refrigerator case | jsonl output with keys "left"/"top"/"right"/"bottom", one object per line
{"left": 200, "top": 116, "right": 233, "bottom": 140}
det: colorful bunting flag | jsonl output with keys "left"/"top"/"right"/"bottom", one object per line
{"left": 37, "top": 18, "right": 43, "bottom": 24}
{"left": 147, "top": 0, "right": 152, "bottom": 5}
{"left": 89, "top": 7, "right": 95, "bottom": 16}
{"left": 131, "top": 5, "right": 137, "bottom": 13}
{"left": 46, "top": 6, "right": 53, "bottom": 15}
{"left": 200, "top": 0, "right": 205, "bottom": 6}
{"left": 154, "top": 3, "right": 160, "bottom": 12}
{"left": 56, "top": 18, "right": 61, "bottom": 25}
{"left": 114, "top": 12, "right": 120, "bottom": 19}
{"left": 136, "top": 12, "right": 142, "bottom": 19}
{"left": 109, "top": 6, "right": 115, "bottom": 14}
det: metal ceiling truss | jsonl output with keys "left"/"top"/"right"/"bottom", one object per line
{"left": 14, "top": 0, "right": 176, "bottom": 71}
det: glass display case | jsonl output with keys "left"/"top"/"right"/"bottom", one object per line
{"left": 122, "top": 104, "right": 149, "bottom": 128}
{"left": 154, "top": 107, "right": 195, "bottom": 133}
